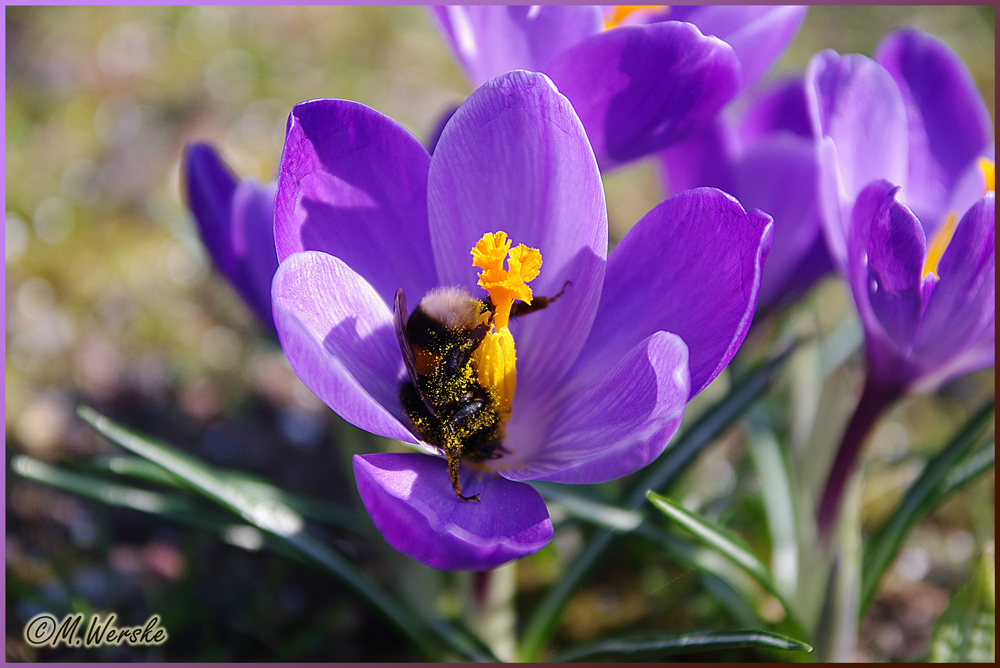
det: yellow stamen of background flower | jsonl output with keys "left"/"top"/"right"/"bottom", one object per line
{"left": 603, "top": 5, "right": 665, "bottom": 30}
{"left": 924, "top": 159, "right": 996, "bottom": 279}
{"left": 470, "top": 231, "right": 542, "bottom": 414}
{"left": 981, "top": 158, "right": 995, "bottom": 193}
{"left": 922, "top": 212, "right": 957, "bottom": 280}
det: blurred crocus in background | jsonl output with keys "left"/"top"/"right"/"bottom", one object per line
{"left": 270, "top": 70, "right": 772, "bottom": 570}
{"left": 809, "top": 28, "right": 994, "bottom": 273}
{"left": 428, "top": 5, "right": 806, "bottom": 169}
{"left": 661, "top": 75, "right": 833, "bottom": 310}
{"left": 804, "top": 29, "right": 996, "bottom": 533}
{"left": 183, "top": 142, "right": 279, "bottom": 333}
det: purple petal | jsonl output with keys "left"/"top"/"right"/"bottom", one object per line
{"left": 353, "top": 452, "right": 553, "bottom": 571}
{"left": 910, "top": 193, "right": 995, "bottom": 391}
{"left": 183, "top": 142, "right": 240, "bottom": 287}
{"left": 735, "top": 133, "right": 831, "bottom": 308}
{"left": 670, "top": 6, "right": 808, "bottom": 92}
{"left": 660, "top": 118, "right": 739, "bottom": 196}
{"left": 230, "top": 180, "right": 278, "bottom": 330}
{"left": 271, "top": 251, "right": 422, "bottom": 445}
{"left": 500, "top": 331, "right": 689, "bottom": 485}
{"left": 856, "top": 182, "right": 926, "bottom": 346}
{"left": 846, "top": 181, "right": 923, "bottom": 388}
{"left": 660, "top": 76, "right": 812, "bottom": 198}
{"left": 427, "top": 6, "right": 602, "bottom": 88}
{"left": 573, "top": 188, "right": 772, "bottom": 398}
{"left": 183, "top": 143, "right": 277, "bottom": 331}
{"left": 948, "top": 146, "right": 995, "bottom": 219}
{"left": 737, "top": 75, "right": 812, "bottom": 141}
{"left": 428, "top": 70, "right": 607, "bottom": 400}
{"left": 876, "top": 29, "right": 993, "bottom": 226}
{"left": 274, "top": 99, "right": 437, "bottom": 306}
{"left": 807, "top": 51, "right": 909, "bottom": 271}
{"left": 424, "top": 104, "right": 458, "bottom": 155}
{"left": 545, "top": 21, "right": 740, "bottom": 169}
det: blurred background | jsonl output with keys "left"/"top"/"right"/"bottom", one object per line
{"left": 6, "top": 6, "right": 994, "bottom": 662}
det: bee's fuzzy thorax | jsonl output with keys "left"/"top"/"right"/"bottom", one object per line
{"left": 417, "top": 286, "right": 483, "bottom": 330}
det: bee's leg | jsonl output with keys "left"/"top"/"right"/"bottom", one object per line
{"left": 511, "top": 279, "right": 572, "bottom": 318}
{"left": 448, "top": 451, "right": 480, "bottom": 503}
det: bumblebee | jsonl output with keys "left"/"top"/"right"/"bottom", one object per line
{"left": 393, "top": 282, "right": 568, "bottom": 502}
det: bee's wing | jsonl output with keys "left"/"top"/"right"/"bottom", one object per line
{"left": 393, "top": 288, "right": 436, "bottom": 417}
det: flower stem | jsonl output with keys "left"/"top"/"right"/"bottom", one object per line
{"left": 463, "top": 562, "right": 517, "bottom": 661}
{"left": 816, "top": 376, "right": 902, "bottom": 539}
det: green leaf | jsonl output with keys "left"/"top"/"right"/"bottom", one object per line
{"left": 11, "top": 455, "right": 299, "bottom": 555}
{"left": 637, "top": 526, "right": 769, "bottom": 629}
{"left": 646, "top": 491, "right": 807, "bottom": 640}
{"left": 530, "top": 481, "right": 643, "bottom": 532}
{"left": 927, "top": 548, "right": 995, "bottom": 662}
{"left": 89, "top": 454, "right": 376, "bottom": 535}
{"left": 91, "top": 453, "right": 186, "bottom": 486}
{"left": 550, "top": 629, "right": 812, "bottom": 662}
{"left": 518, "top": 348, "right": 794, "bottom": 662}
{"left": 746, "top": 407, "right": 799, "bottom": 598}
{"left": 75, "top": 405, "right": 496, "bottom": 662}
{"left": 862, "top": 401, "right": 995, "bottom": 613}
{"left": 940, "top": 440, "right": 995, "bottom": 497}
{"left": 11, "top": 454, "right": 229, "bottom": 526}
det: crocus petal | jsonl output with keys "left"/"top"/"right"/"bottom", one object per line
{"left": 949, "top": 145, "right": 996, "bottom": 216}
{"left": 852, "top": 181, "right": 926, "bottom": 348}
{"left": 737, "top": 75, "right": 813, "bottom": 142}
{"left": 271, "top": 251, "right": 424, "bottom": 446}
{"left": 669, "top": 6, "right": 807, "bottom": 93}
{"left": 428, "top": 70, "right": 607, "bottom": 399}
{"left": 274, "top": 99, "right": 437, "bottom": 306}
{"left": 807, "top": 50, "right": 909, "bottom": 271}
{"left": 500, "top": 331, "right": 689, "bottom": 485}
{"left": 545, "top": 21, "right": 740, "bottom": 169}
{"left": 660, "top": 75, "right": 811, "bottom": 197}
{"left": 660, "top": 118, "right": 739, "bottom": 196}
{"left": 735, "top": 133, "right": 831, "bottom": 308}
{"left": 353, "top": 452, "right": 553, "bottom": 571}
{"left": 875, "top": 29, "right": 993, "bottom": 227}
{"left": 910, "top": 193, "right": 995, "bottom": 391}
{"left": 183, "top": 142, "right": 240, "bottom": 287}
{"left": 424, "top": 104, "right": 458, "bottom": 155}
{"left": 845, "top": 181, "right": 922, "bottom": 388}
{"left": 427, "top": 6, "right": 602, "bottom": 88}
{"left": 183, "top": 143, "right": 277, "bottom": 331}
{"left": 230, "top": 180, "right": 278, "bottom": 330}
{"left": 573, "top": 188, "right": 772, "bottom": 398}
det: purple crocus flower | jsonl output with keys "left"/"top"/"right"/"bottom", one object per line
{"left": 183, "top": 143, "right": 278, "bottom": 333}
{"left": 817, "top": 178, "right": 994, "bottom": 534}
{"left": 804, "top": 29, "right": 996, "bottom": 533}
{"left": 271, "top": 70, "right": 773, "bottom": 571}
{"left": 661, "top": 75, "right": 833, "bottom": 309}
{"left": 428, "top": 5, "right": 806, "bottom": 169}
{"left": 807, "top": 28, "right": 994, "bottom": 274}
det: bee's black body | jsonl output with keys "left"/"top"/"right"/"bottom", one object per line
{"left": 394, "top": 288, "right": 505, "bottom": 501}
{"left": 394, "top": 281, "right": 569, "bottom": 502}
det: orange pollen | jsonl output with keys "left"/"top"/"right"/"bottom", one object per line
{"left": 603, "top": 5, "right": 666, "bottom": 30}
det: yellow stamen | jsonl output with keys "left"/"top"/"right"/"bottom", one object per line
{"left": 471, "top": 231, "right": 541, "bottom": 330}
{"left": 470, "top": 231, "right": 542, "bottom": 414}
{"left": 981, "top": 158, "right": 995, "bottom": 193}
{"left": 923, "top": 212, "right": 957, "bottom": 280}
{"left": 603, "top": 5, "right": 665, "bottom": 30}
{"left": 923, "top": 159, "right": 994, "bottom": 280}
